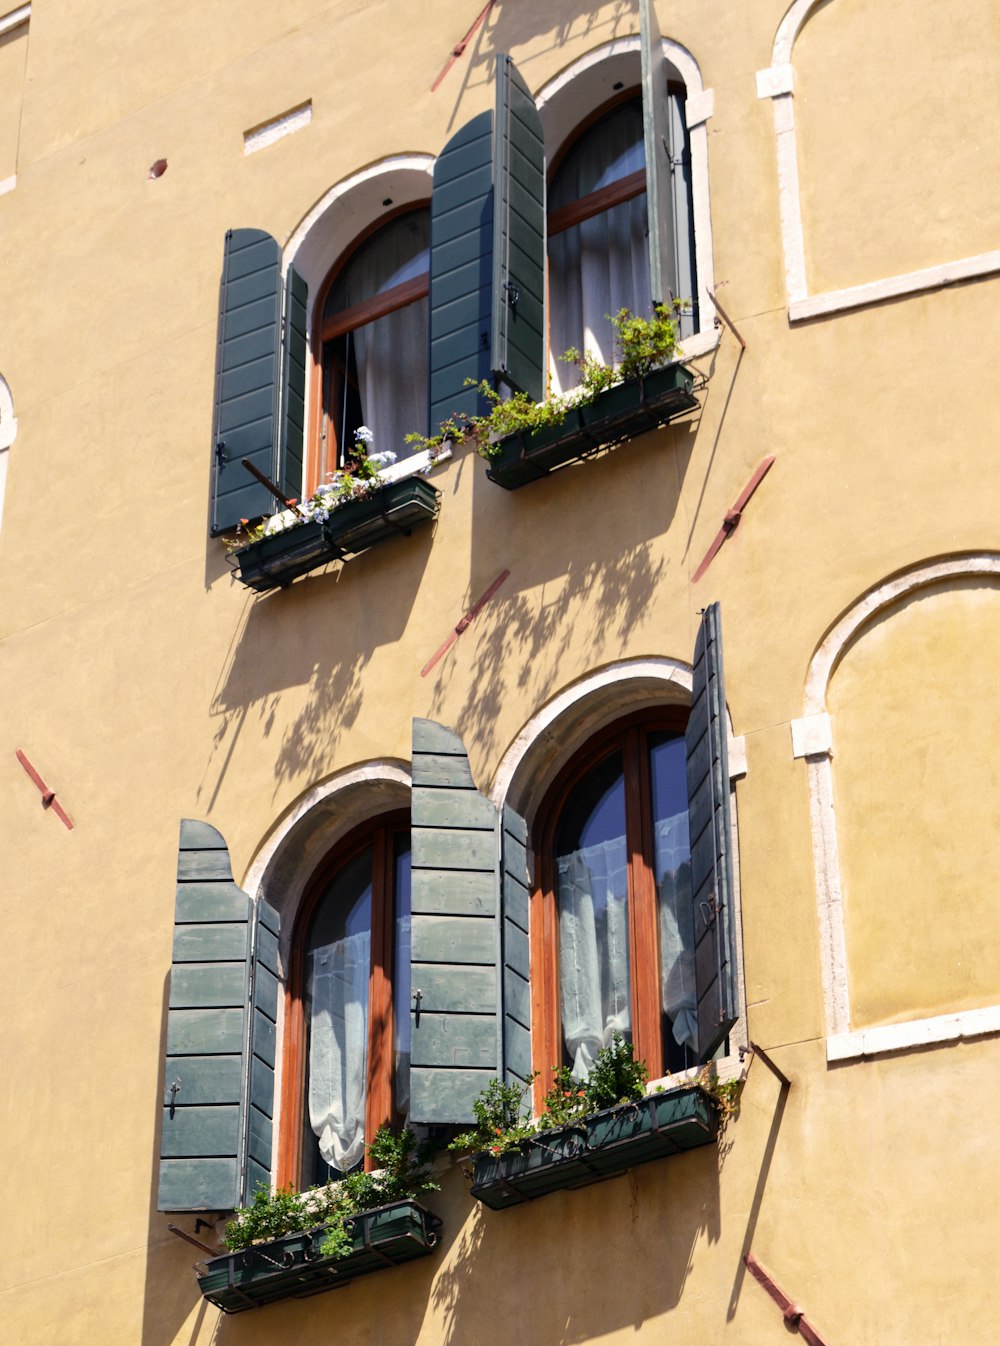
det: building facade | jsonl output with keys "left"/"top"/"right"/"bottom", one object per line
{"left": 2, "top": 1, "right": 999, "bottom": 1342}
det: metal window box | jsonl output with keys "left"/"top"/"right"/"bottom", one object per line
{"left": 468, "top": 1086, "right": 719, "bottom": 1211}
{"left": 485, "top": 362, "right": 699, "bottom": 491}
{"left": 195, "top": 1200, "right": 443, "bottom": 1314}
{"left": 229, "top": 478, "right": 441, "bottom": 592}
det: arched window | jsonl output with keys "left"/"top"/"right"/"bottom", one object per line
{"left": 533, "top": 712, "right": 700, "bottom": 1086}
{"left": 317, "top": 207, "right": 430, "bottom": 476}
{"left": 283, "top": 814, "right": 411, "bottom": 1184}
{"left": 547, "top": 86, "right": 697, "bottom": 392}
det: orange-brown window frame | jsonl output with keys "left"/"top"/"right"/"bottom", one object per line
{"left": 277, "top": 810, "right": 409, "bottom": 1187}
{"left": 529, "top": 709, "right": 688, "bottom": 1109}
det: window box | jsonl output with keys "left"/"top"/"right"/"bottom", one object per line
{"left": 230, "top": 478, "right": 441, "bottom": 592}
{"left": 485, "top": 363, "right": 699, "bottom": 491}
{"left": 468, "top": 1085, "right": 719, "bottom": 1211}
{"left": 195, "top": 1200, "right": 443, "bottom": 1314}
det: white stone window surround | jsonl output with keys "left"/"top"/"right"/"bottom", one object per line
{"left": 491, "top": 656, "right": 748, "bottom": 1060}
{"left": 757, "top": 0, "right": 1000, "bottom": 322}
{"left": 536, "top": 35, "right": 720, "bottom": 362}
{"left": 0, "top": 372, "right": 17, "bottom": 539}
{"left": 0, "top": 4, "right": 30, "bottom": 196}
{"left": 790, "top": 553, "right": 1000, "bottom": 1063}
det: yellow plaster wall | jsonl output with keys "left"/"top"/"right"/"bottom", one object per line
{"left": 794, "top": 0, "right": 1000, "bottom": 292}
{"left": 829, "top": 579, "right": 1000, "bottom": 1027}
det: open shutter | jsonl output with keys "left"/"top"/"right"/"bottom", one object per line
{"left": 410, "top": 719, "right": 500, "bottom": 1123}
{"left": 157, "top": 821, "right": 279, "bottom": 1211}
{"left": 491, "top": 55, "right": 545, "bottom": 402}
{"left": 428, "top": 111, "right": 495, "bottom": 430}
{"left": 278, "top": 264, "right": 308, "bottom": 502}
{"left": 500, "top": 804, "right": 532, "bottom": 1086}
{"left": 685, "top": 604, "right": 739, "bottom": 1060}
{"left": 211, "top": 228, "right": 282, "bottom": 535}
{"left": 243, "top": 897, "right": 280, "bottom": 1203}
{"left": 158, "top": 821, "right": 251, "bottom": 1212}
{"left": 639, "top": 0, "right": 678, "bottom": 309}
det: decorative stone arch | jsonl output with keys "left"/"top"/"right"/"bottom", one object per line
{"left": 790, "top": 553, "right": 1000, "bottom": 1061}
{"left": 535, "top": 36, "right": 718, "bottom": 360}
{"left": 756, "top": 0, "right": 1000, "bottom": 321}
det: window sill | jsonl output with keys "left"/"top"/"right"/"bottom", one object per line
{"left": 484, "top": 362, "right": 700, "bottom": 491}
{"left": 195, "top": 1200, "right": 442, "bottom": 1314}
{"left": 468, "top": 1083, "right": 720, "bottom": 1211}
{"left": 229, "top": 478, "right": 441, "bottom": 592}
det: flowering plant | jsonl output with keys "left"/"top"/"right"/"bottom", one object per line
{"left": 228, "top": 427, "right": 397, "bottom": 550}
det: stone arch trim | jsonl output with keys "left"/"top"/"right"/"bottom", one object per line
{"left": 0, "top": 372, "right": 16, "bottom": 450}
{"left": 756, "top": 0, "right": 1000, "bottom": 320}
{"left": 791, "top": 553, "right": 1000, "bottom": 1060}
{"left": 536, "top": 37, "right": 718, "bottom": 359}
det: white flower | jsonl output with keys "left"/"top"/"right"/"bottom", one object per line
{"left": 354, "top": 425, "right": 374, "bottom": 445}
{"left": 369, "top": 450, "right": 397, "bottom": 467}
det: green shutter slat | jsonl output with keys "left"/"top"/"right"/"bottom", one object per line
{"left": 240, "top": 897, "right": 280, "bottom": 1207}
{"left": 211, "top": 228, "right": 282, "bottom": 535}
{"left": 685, "top": 604, "right": 739, "bottom": 1061}
{"left": 500, "top": 803, "right": 532, "bottom": 1085}
{"left": 279, "top": 264, "right": 307, "bottom": 500}
{"left": 428, "top": 111, "right": 494, "bottom": 431}
{"left": 410, "top": 719, "right": 501, "bottom": 1124}
{"left": 158, "top": 821, "right": 251, "bottom": 1212}
{"left": 491, "top": 56, "right": 545, "bottom": 403}
{"left": 640, "top": 0, "right": 677, "bottom": 308}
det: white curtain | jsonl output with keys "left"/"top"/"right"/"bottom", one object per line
{"left": 308, "top": 929, "right": 371, "bottom": 1174}
{"left": 557, "top": 838, "right": 632, "bottom": 1078}
{"left": 653, "top": 813, "right": 697, "bottom": 1051}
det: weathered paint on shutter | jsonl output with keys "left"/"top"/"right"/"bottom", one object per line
{"left": 640, "top": 0, "right": 678, "bottom": 309}
{"left": 428, "top": 111, "right": 495, "bottom": 432}
{"left": 211, "top": 228, "right": 282, "bottom": 535}
{"left": 158, "top": 821, "right": 251, "bottom": 1211}
{"left": 242, "top": 897, "right": 280, "bottom": 1204}
{"left": 686, "top": 604, "right": 739, "bottom": 1061}
{"left": 491, "top": 56, "right": 545, "bottom": 403}
{"left": 500, "top": 804, "right": 532, "bottom": 1085}
{"left": 278, "top": 264, "right": 307, "bottom": 502}
{"left": 410, "top": 719, "right": 500, "bottom": 1123}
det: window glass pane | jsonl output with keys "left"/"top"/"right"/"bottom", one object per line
{"left": 323, "top": 211, "right": 429, "bottom": 461}
{"left": 393, "top": 833, "right": 412, "bottom": 1116}
{"left": 548, "top": 100, "right": 651, "bottom": 389}
{"left": 649, "top": 732, "right": 697, "bottom": 1070}
{"left": 555, "top": 751, "right": 631, "bottom": 1077}
{"left": 303, "top": 848, "right": 373, "bottom": 1184}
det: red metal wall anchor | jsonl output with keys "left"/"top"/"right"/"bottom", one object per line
{"left": 15, "top": 749, "right": 74, "bottom": 830}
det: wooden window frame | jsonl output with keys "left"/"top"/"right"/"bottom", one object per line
{"left": 277, "top": 810, "right": 409, "bottom": 1188}
{"left": 529, "top": 709, "right": 688, "bottom": 1109}
{"left": 307, "top": 203, "right": 431, "bottom": 491}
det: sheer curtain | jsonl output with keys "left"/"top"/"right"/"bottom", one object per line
{"left": 653, "top": 813, "right": 697, "bottom": 1051}
{"left": 548, "top": 100, "right": 651, "bottom": 395}
{"left": 308, "top": 929, "right": 371, "bottom": 1174}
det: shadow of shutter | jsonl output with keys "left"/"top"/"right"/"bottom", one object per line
{"left": 278, "top": 264, "right": 308, "bottom": 503}
{"left": 686, "top": 604, "right": 739, "bottom": 1060}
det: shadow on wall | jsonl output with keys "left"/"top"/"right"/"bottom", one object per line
{"left": 197, "top": 524, "right": 434, "bottom": 814}
{"left": 427, "top": 413, "right": 699, "bottom": 767}
{"left": 434, "top": 1149, "right": 721, "bottom": 1346}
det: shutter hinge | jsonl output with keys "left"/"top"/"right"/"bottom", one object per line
{"left": 215, "top": 439, "right": 227, "bottom": 469}
{"left": 168, "top": 1078, "right": 181, "bottom": 1118}
{"left": 412, "top": 988, "right": 423, "bottom": 1026}
{"left": 503, "top": 280, "right": 519, "bottom": 309}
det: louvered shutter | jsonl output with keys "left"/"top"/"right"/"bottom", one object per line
{"left": 491, "top": 55, "right": 545, "bottom": 403}
{"left": 639, "top": 0, "right": 678, "bottom": 309}
{"left": 685, "top": 605, "right": 739, "bottom": 1061}
{"left": 278, "top": 265, "right": 308, "bottom": 502}
{"left": 428, "top": 111, "right": 495, "bottom": 431}
{"left": 410, "top": 719, "right": 500, "bottom": 1123}
{"left": 500, "top": 804, "right": 532, "bottom": 1086}
{"left": 211, "top": 229, "right": 282, "bottom": 534}
{"left": 157, "top": 821, "right": 279, "bottom": 1211}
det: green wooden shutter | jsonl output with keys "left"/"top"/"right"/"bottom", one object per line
{"left": 666, "top": 89, "right": 698, "bottom": 338}
{"left": 158, "top": 821, "right": 251, "bottom": 1211}
{"left": 428, "top": 111, "right": 495, "bottom": 431}
{"left": 158, "top": 821, "right": 279, "bottom": 1211}
{"left": 410, "top": 719, "right": 500, "bottom": 1123}
{"left": 211, "top": 229, "right": 283, "bottom": 535}
{"left": 491, "top": 55, "right": 545, "bottom": 403}
{"left": 500, "top": 804, "right": 532, "bottom": 1086}
{"left": 244, "top": 897, "right": 280, "bottom": 1203}
{"left": 639, "top": 0, "right": 678, "bottom": 309}
{"left": 685, "top": 604, "right": 739, "bottom": 1061}
{"left": 278, "top": 264, "right": 307, "bottom": 502}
